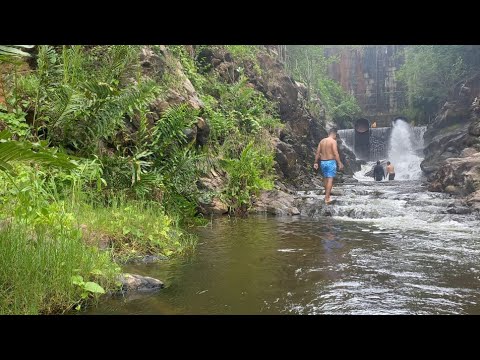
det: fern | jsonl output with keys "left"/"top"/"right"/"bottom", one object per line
{"left": 0, "top": 45, "right": 34, "bottom": 63}
{"left": 0, "top": 130, "right": 76, "bottom": 174}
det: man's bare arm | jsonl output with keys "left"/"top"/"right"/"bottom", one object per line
{"left": 314, "top": 141, "right": 322, "bottom": 163}
{"left": 333, "top": 141, "right": 344, "bottom": 170}
{"left": 313, "top": 141, "right": 322, "bottom": 169}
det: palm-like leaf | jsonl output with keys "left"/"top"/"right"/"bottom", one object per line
{"left": 0, "top": 130, "right": 76, "bottom": 173}
{"left": 0, "top": 45, "right": 34, "bottom": 63}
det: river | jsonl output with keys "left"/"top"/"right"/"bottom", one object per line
{"left": 87, "top": 180, "right": 480, "bottom": 314}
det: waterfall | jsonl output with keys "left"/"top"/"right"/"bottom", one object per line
{"left": 369, "top": 127, "right": 391, "bottom": 161}
{"left": 337, "top": 129, "right": 355, "bottom": 154}
{"left": 387, "top": 120, "right": 425, "bottom": 180}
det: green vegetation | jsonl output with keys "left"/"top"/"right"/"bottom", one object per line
{"left": 0, "top": 44, "right": 285, "bottom": 313}
{"left": 284, "top": 45, "right": 362, "bottom": 127}
{"left": 397, "top": 45, "right": 480, "bottom": 124}
{"left": 0, "top": 43, "right": 362, "bottom": 314}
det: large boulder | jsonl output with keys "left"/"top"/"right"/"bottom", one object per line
{"left": 252, "top": 190, "right": 300, "bottom": 216}
{"left": 119, "top": 273, "right": 164, "bottom": 293}
{"left": 428, "top": 152, "right": 480, "bottom": 195}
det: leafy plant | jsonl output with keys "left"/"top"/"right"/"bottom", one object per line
{"left": 220, "top": 141, "right": 275, "bottom": 215}
{"left": 0, "top": 45, "right": 34, "bottom": 62}
{"left": 397, "top": 45, "right": 480, "bottom": 124}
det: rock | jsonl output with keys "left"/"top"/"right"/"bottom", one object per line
{"left": 342, "top": 176, "right": 359, "bottom": 183}
{"left": 428, "top": 152, "right": 480, "bottom": 195}
{"left": 294, "top": 81, "right": 308, "bottom": 99}
{"left": 127, "top": 255, "right": 168, "bottom": 264}
{"left": 183, "top": 126, "right": 197, "bottom": 143}
{"left": 446, "top": 206, "right": 472, "bottom": 214}
{"left": 198, "top": 197, "right": 228, "bottom": 215}
{"left": 119, "top": 273, "right": 164, "bottom": 292}
{"left": 461, "top": 147, "right": 478, "bottom": 157}
{"left": 140, "top": 45, "right": 204, "bottom": 119}
{"left": 253, "top": 190, "right": 300, "bottom": 216}
{"left": 444, "top": 185, "right": 459, "bottom": 194}
{"left": 467, "top": 190, "right": 480, "bottom": 211}
{"left": 422, "top": 72, "right": 480, "bottom": 187}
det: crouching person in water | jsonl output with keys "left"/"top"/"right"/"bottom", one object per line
{"left": 313, "top": 128, "right": 344, "bottom": 204}
{"left": 373, "top": 160, "right": 385, "bottom": 181}
{"left": 386, "top": 161, "right": 395, "bottom": 180}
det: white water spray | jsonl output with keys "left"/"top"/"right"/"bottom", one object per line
{"left": 387, "top": 120, "right": 425, "bottom": 180}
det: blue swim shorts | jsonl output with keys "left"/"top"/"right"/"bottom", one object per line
{"left": 320, "top": 160, "right": 337, "bottom": 178}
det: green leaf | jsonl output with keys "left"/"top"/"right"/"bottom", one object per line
{"left": 71, "top": 275, "right": 84, "bottom": 286}
{"left": 84, "top": 281, "right": 106, "bottom": 294}
{"left": 0, "top": 45, "right": 32, "bottom": 57}
{"left": 90, "top": 269, "right": 104, "bottom": 276}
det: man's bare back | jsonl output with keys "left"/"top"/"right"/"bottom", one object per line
{"left": 386, "top": 164, "right": 395, "bottom": 174}
{"left": 313, "top": 129, "right": 344, "bottom": 204}
{"left": 319, "top": 137, "right": 337, "bottom": 160}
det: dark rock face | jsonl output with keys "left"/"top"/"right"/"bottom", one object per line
{"left": 422, "top": 73, "right": 480, "bottom": 210}
{"left": 199, "top": 47, "right": 360, "bottom": 189}
{"left": 250, "top": 52, "right": 329, "bottom": 188}
{"left": 338, "top": 140, "right": 364, "bottom": 175}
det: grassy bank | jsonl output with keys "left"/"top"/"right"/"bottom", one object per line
{"left": 0, "top": 45, "right": 282, "bottom": 314}
{"left": 0, "top": 161, "right": 197, "bottom": 314}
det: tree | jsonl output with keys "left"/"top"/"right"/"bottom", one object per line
{"left": 397, "top": 45, "right": 480, "bottom": 124}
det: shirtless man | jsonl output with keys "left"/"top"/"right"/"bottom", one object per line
{"left": 386, "top": 161, "right": 395, "bottom": 180}
{"left": 313, "top": 128, "right": 344, "bottom": 204}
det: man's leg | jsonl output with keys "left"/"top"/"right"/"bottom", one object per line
{"left": 325, "top": 177, "right": 333, "bottom": 203}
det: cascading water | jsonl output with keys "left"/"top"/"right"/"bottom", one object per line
{"left": 337, "top": 129, "right": 355, "bottom": 154}
{"left": 352, "top": 120, "right": 427, "bottom": 181}
{"left": 369, "top": 127, "right": 391, "bottom": 161}
{"left": 388, "top": 120, "right": 426, "bottom": 180}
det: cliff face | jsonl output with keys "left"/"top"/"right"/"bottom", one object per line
{"left": 421, "top": 73, "right": 480, "bottom": 211}
{"left": 326, "top": 45, "right": 407, "bottom": 127}
{"left": 195, "top": 46, "right": 360, "bottom": 189}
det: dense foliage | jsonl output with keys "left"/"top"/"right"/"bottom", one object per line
{"left": 397, "top": 45, "right": 480, "bottom": 124}
{"left": 284, "top": 45, "right": 362, "bottom": 127}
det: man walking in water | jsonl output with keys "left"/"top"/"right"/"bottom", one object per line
{"left": 313, "top": 128, "right": 344, "bottom": 204}
{"left": 386, "top": 161, "right": 395, "bottom": 180}
{"left": 373, "top": 160, "right": 385, "bottom": 181}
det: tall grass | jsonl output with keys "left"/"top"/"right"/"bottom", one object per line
{"left": 0, "top": 221, "right": 120, "bottom": 315}
{"left": 0, "top": 159, "right": 196, "bottom": 314}
{"left": 71, "top": 197, "right": 197, "bottom": 261}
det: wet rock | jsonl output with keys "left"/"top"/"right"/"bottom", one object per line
{"left": 119, "top": 273, "right": 164, "bottom": 292}
{"left": 467, "top": 190, "right": 480, "bottom": 211}
{"left": 428, "top": 152, "right": 480, "bottom": 195}
{"left": 446, "top": 206, "right": 472, "bottom": 215}
{"left": 198, "top": 197, "right": 228, "bottom": 215}
{"left": 342, "top": 175, "right": 359, "bottom": 184}
{"left": 422, "top": 73, "right": 480, "bottom": 191}
{"left": 445, "top": 185, "right": 460, "bottom": 194}
{"left": 127, "top": 255, "right": 168, "bottom": 264}
{"left": 253, "top": 190, "right": 300, "bottom": 216}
